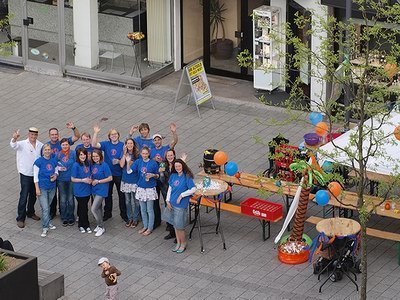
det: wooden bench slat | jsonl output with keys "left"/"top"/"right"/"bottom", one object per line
{"left": 305, "top": 216, "right": 400, "bottom": 242}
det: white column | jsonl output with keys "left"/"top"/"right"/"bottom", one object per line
{"left": 173, "top": 0, "right": 182, "bottom": 71}
{"left": 73, "top": 0, "right": 99, "bottom": 68}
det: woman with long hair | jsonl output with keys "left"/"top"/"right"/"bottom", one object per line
{"left": 71, "top": 148, "right": 92, "bottom": 233}
{"left": 57, "top": 138, "right": 76, "bottom": 227}
{"left": 34, "top": 144, "right": 58, "bottom": 237}
{"left": 129, "top": 146, "right": 159, "bottom": 236}
{"left": 91, "top": 149, "right": 113, "bottom": 237}
{"left": 163, "top": 159, "right": 195, "bottom": 253}
{"left": 119, "top": 138, "right": 140, "bottom": 228}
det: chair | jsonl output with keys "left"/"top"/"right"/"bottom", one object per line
{"left": 98, "top": 42, "right": 125, "bottom": 73}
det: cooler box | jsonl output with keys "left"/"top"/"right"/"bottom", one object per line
{"left": 240, "top": 198, "right": 283, "bottom": 221}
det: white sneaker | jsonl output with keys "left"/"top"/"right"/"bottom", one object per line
{"left": 93, "top": 226, "right": 100, "bottom": 233}
{"left": 79, "top": 227, "right": 86, "bottom": 233}
{"left": 86, "top": 227, "right": 92, "bottom": 234}
{"left": 95, "top": 227, "right": 105, "bottom": 237}
{"left": 41, "top": 229, "right": 48, "bottom": 238}
{"left": 49, "top": 224, "right": 56, "bottom": 230}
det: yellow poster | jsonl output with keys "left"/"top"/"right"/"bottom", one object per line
{"left": 186, "top": 60, "right": 212, "bottom": 105}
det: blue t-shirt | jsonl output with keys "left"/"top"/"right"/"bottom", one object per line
{"left": 99, "top": 141, "right": 124, "bottom": 176}
{"left": 91, "top": 162, "right": 112, "bottom": 197}
{"left": 150, "top": 145, "right": 169, "bottom": 162}
{"left": 45, "top": 136, "right": 74, "bottom": 157}
{"left": 168, "top": 173, "right": 195, "bottom": 209}
{"left": 121, "top": 153, "right": 139, "bottom": 184}
{"left": 57, "top": 151, "right": 76, "bottom": 182}
{"left": 130, "top": 158, "right": 159, "bottom": 188}
{"left": 34, "top": 157, "right": 58, "bottom": 190}
{"left": 71, "top": 162, "right": 92, "bottom": 197}
{"left": 134, "top": 136, "right": 154, "bottom": 150}
{"left": 75, "top": 144, "right": 94, "bottom": 159}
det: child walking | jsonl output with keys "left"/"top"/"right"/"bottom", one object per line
{"left": 98, "top": 257, "right": 121, "bottom": 300}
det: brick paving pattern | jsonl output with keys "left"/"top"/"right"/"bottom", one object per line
{"left": 0, "top": 67, "right": 399, "bottom": 299}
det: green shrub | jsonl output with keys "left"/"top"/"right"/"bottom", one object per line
{"left": 0, "top": 253, "right": 8, "bottom": 272}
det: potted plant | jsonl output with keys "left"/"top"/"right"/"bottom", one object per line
{"left": 209, "top": 0, "right": 233, "bottom": 59}
{"left": 0, "top": 249, "right": 39, "bottom": 300}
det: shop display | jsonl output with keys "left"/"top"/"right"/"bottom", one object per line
{"left": 253, "top": 6, "right": 281, "bottom": 91}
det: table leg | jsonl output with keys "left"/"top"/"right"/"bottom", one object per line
{"left": 215, "top": 200, "right": 226, "bottom": 250}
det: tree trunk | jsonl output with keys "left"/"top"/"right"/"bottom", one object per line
{"left": 290, "top": 173, "right": 311, "bottom": 241}
{"left": 360, "top": 221, "right": 367, "bottom": 299}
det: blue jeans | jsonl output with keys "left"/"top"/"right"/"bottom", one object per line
{"left": 38, "top": 188, "right": 56, "bottom": 229}
{"left": 58, "top": 181, "right": 75, "bottom": 222}
{"left": 139, "top": 200, "right": 154, "bottom": 231}
{"left": 16, "top": 173, "right": 37, "bottom": 221}
{"left": 125, "top": 192, "right": 140, "bottom": 222}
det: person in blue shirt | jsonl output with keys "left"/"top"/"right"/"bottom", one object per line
{"left": 119, "top": 138, "right": 140, "bottom": 228}
{"left": 92, "top": 124, "right": 127, "bottom": 223}
{"left": 34, "top": 144, "right": 58, "bottom": 237}
{"left": 149, "top": 122, "right": 178, "bottom": 230}
{"left": 71, "top": 148, "right": 93, "bottom": 234}
{"left": 57, "top": 138, "right": 76, "bottom": 227}
{"left": 130, "top": 146, "right": 159, "bottom": 236}
{"left": 163, "top": 159, "right": 196, "bottom": 253}
{"left": 47, "top": 122, "right": 80, "bottom": 220}
{"left": 128, "top": 123, "right": 154, "bottom": 150}
{"left": 75, "top": 132, "right": 94, "bottom": 161}
{"left": 90, "top": 149, "right": 113, "bottom": 237}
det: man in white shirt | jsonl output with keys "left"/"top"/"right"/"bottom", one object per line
{"left": 10, "top": 127, "right": 44, "bottom": 228}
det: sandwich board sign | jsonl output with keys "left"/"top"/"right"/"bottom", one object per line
{"left": 173, "top": 59, "right": 215, "bottom": 118}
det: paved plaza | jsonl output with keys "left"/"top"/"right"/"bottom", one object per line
{"left": 0, "top": 66, "right": 399, "bottom": 300}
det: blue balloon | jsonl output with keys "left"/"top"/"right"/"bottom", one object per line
{"left": 309, "top": 112, "right": 323, "bottom": 125}
{"left": 322, "top": 161, "right": 333, "bottom": 173}
{"left": 225, "top": 161, "right": 238, "bottom": 176}
{"left": 315, "top": 190, "right": 330, "bottom": 206}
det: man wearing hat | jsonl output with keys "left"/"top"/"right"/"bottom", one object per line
{"left": 10, "top": 127, "right": 44, "bottom": 228}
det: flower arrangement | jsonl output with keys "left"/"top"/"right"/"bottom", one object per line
{"left": 127, "top": 32, "right": 145, "bottom": 41}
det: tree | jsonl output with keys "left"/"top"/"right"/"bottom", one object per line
{"left": 239, "top": 1, "right": 400, "bottom": 299}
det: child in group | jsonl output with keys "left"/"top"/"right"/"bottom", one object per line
{"left": 91, "top": 149, "right": 113, "bottom": 237}
{"left": 129, "top": 146, "right": 159, "bottom": 236}
{"left": 129, "top": 123, "right": 154, "bottom": 150}
{"left": 98, "top": 257, "right": 121, "bottom": 300}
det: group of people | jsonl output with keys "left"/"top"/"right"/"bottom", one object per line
{"left": 10, "top": 121, "right": 196, "bottom": 253}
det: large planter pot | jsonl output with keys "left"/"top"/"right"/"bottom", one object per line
{"left": 0, "top": 249, "right": 39, "bottom": 300}
{"left": 213, "top": 38, "right": 234, "bottom": 60}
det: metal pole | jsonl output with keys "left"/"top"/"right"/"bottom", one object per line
{"left": 344, "top": 0, "right": 352, "bottom": 129}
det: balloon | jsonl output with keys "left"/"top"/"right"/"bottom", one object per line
{"left": 322, "top": 161, "right": 333, "bottom": 173}
{"left": 384, "top": 63, "right": 399, "bottom": 79}
{"left": 328, "top": 182, "right": 342, "bottom": 197}
{"left": 309, "top": 112, "right": 323, "bottom": 125}
{"left": 315, "top": 190, "right": 330, "bottom": 206}
{"left": 315, "top": 122, "right": 328, "bottom": 136}
{"left": 214, "top": 151, "right": 228, "bottom": 166}
{"left": 394, "top": 125, "right": 400, "bottom": 141}
{"left": 225, "top": 161, "right": 238, "bottom": 176}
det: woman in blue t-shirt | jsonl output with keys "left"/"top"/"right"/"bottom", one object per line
{"left": 163, "top": 159, "right": 196, "bottom": 253}
{"left": 57, "top": 138, "right": 76, "bottom": 227}
{"left": 119, "top": 138, "right": 140, "bottom": 228}
{"left": 71, "top": 148, "right": 92, "bottom": 234}
{"left": 130, "top": 146, "right": 159, "bottom": 236}
{"left": 34, "top": 144, "right": 58, "bottom": 237}
{"left": 90, "top": 149, "right": 113, "bottom": 237}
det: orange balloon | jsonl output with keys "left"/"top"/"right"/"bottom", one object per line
{"left": 328, "top": 182, "right": 342, "bottom": 197}
{"left": 384, "top": 63, "right": 399, "bottom": 79}
{"left": 315, "top": 122, "right": 328, "bottom": 137}
{"left": 394, "top": 125, "right": 400, "bottom": 141}
{"left": 214, "top": 151, "right": 228, "bottom": 166}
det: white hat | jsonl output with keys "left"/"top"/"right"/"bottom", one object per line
{"left": 152, "top": 133, "right": 162, "bottom": 140}
{"left": 29, "top": 127, "right": 39, "bottom": 133}
{"left": 98, "top": 257, "right": 109, "bottom": 265}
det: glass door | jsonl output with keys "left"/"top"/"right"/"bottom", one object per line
{"left": 203, "top": 0, "right": 266, "bottom": 80}
{"left": 22, "top": 0, "right": 61, "bottom": 70}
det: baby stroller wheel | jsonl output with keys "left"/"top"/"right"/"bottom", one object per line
{"left": 354, "top": 259, "right": 362, "bottom": 274}
{"left": 329, "top": 270, "right": 343, "bottom": 282}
